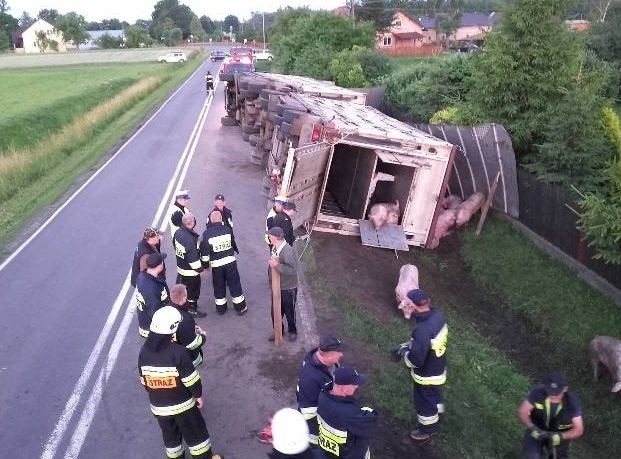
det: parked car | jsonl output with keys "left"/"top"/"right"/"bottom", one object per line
{"left": 158, "top": 52, "right": 187, "bottom": 63}
{"left": 210, "top": 50, "right": 229, "bottom": 62}
{"left": 253, "top": 49, "right": 273, "bottom": 61}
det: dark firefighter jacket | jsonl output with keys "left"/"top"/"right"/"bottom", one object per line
{"left": 135, "top": 272, "right": 170, "bottom": 338}
{"left": 174, "top": 306, "right": 206, "bottom": 368}
{"left": 173, "top": 226, "right": 203, "bottom": 277}
{"left": 138, "top": 333, "right": 202, "bottom": 417}
{"left": 317, "top": 391, "right": 378, "bottom": 459}
{"left": 199, "top": 222, "right": 237, "bottom": 269}
{"left": 169, "top": 202, "right": 188, "bottom": 238}
{"left": 404, "top": 307, "right": 448, "bottom": 386}
{"left": 527, "top": 385, "right": 582, "bottom": 433}
{"left": 297, "top": 348, "right": 336, "bottom": 445}
{"left": 131, "top": 238, "right": 164, "bottom": 287}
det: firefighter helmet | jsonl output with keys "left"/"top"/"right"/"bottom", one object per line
{"left": 150, "top": 306, "right": 182, "bottom": 334}
{"left": 271, "top": 407, "right": 309, "bottom": 454}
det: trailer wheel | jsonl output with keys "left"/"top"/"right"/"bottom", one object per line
{"left": 241, "top": 124, "right": 260, "bottom": 134}
{"left": 220, "top": 116, "right": 238, "bottom": 126}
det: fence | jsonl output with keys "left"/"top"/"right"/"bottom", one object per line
{"left": 518, "top": 168, "right": 621, "bottom": 289}
{"left": 378, "top": 45, "right": 443, "bottom": 57}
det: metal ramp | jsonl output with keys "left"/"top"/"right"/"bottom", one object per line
{"left": 358, "top": 219, "right": 410, "bottom": 251}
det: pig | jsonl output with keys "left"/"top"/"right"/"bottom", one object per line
{"left": 429, "top": 208, "right": 458, "bottom": 249}
{"left": 395, "top": 264, "right": 419, "bottom": 319}
{"left": 368, "top": 203, "right": 388, "bottom": 229}
{"left": 368, "top": 201, "right": 400, "bottom": 229}
{"left": 590, "top": 336, "right": 621, "bottom": 393}
{"left": 455, "top": 192, "right": 486, "bottom": 227}
{"left": 443, "top": 194, "right": 463, "bottom": 210}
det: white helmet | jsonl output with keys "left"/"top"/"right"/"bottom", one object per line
{"left": 150, "top": 306, "right": 182, "bottom": 334}
{"left": 271, "top": 407, "right": 309, "bottom": 455}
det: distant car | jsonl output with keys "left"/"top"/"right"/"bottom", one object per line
{"left": 158, "top": 52, "right": 187, "bottom": 63}
{"left": 219, "top": 55, "right": 255, "bottom": 82}
{"left": 210, "top": 50, "right": 229, "bottom": 62}
{"left": 253, "top": 49, "right": 273, "bottom": 61}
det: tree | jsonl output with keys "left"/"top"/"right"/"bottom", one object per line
{"left": 199, "top": 15, "right": 215, "bottom": 34}
{"left": 125, "top": 24, "right": 152, "bottom": 47}
{"left": 466, "top": 0, "right": 583, "bottom": 153}
{"left": 19, "top": 11, "right": 34, "bottom": 27}
{"left": 189, "top": 15, "right": 205, "bottom": 41}
{"left": 0, "top": 0, "right": 9, "bottom": 14}
{"left": 355, "top": 0, "right": 397, "bottom": 30}
{"left": 56, "top": 12, "right": 89, "bottom": 49}
{"left": 223, "top": 15, "right": 240, "bottom": 33}
{"left": 168, "top": 27, "right": 182, "bottom": 45}
{"left": 34, "top": 29, "right": 59, "bottom": 52}
{"left": 271, "top": 11, "right": 375, "bottom": 74}
{"left": 135, "top": 19, "right": 152, "bottom": 30}
{"left": 38, "top": 8, "right": 59, "bottom": 24}
{"left": 96, "top": 33, "right": 124, "bottom": 48}
{"left": 101, "top": 18, "right": 127, "bottom": 30}
{"left": 590, "top": 0, "right": 619, "bottom": 21}
{"left": 588, "top": 2, "right": 621, "bottom": 66}
{"left": 0, "top": 28, "right": 8, "bottom": 50}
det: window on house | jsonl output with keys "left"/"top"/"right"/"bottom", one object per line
{"left": 383, "top": 36, "right": 392, "bottom": 46}
{"left": 393, "top": 20, "right": 402, "bottom": 28}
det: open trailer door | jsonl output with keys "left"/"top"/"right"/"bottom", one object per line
{"left": 280, "top": 142, "right": 333, "bottom": 230}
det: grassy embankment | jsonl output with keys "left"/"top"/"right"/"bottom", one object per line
{"left": 303, "top": 216, "right": 620, "bottom": 458}
{"left": 0, "top": 50, "right": 205, "bottom": 250}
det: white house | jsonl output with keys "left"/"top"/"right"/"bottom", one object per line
{"left": 12, "top": 18, "right": 66, "bottom": 53}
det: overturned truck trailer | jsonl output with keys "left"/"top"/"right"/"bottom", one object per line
{"left": 272, "top": 94, "right": 456, "bottom": 249}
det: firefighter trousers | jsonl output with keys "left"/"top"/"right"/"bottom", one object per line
{"left": 176, "top": 274, "right": 201, "bottom": 310}
{"left": 413, "top": 383, "right": 443, "bottom": 433}
{"left": 211, "top": 261, "right": 246, "bottom": 313}
{"left": 156, "top": 406, "right": 213, "bottom": 458}
{"left": 271, "top": 288, "right": 297, "bottom": 334}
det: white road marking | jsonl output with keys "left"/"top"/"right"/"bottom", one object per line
{"left": 40, "top": 62, "right": 211, "bottom": 459}
{"left": 63, "top": 79, "right": 214, "bottom": 459}
{"left": 0, "top": 63, "right": 205, "bottom": 274}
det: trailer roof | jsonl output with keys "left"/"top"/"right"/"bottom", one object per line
{"left": 250, "top": 72, "right": 366, "bottom": 102}
{"left": 294, "top": 94, "right": 453, "bottom": 153}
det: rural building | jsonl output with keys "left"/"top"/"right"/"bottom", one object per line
{"left": 565, "top": 19, "right": 590, "bottom": 31}
{"left": 331, "top": 6, "right": 352, "bottom": 17}
{"left": 376, "top": 10, "right": 499, "bottom": 54}
{"left": 81, "top": 30, "right": 126, "bottom": 50}
{"left": 11, "top": 18, "right": 67, "bottom": 53}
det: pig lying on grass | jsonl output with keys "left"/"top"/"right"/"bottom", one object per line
{"left": 395, "top": 264, "right": 419, "bottom": 319}
{"left": 590, "top": 336, "right": 621, "bottom": 393}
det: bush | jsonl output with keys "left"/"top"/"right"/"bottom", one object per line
{"left": 291, "top": 42, "right": 334, "bottom": 80}
{"left": 328, "top": 46, "right": 391, "bottom": 87}
{"left": 381, "top": 55, "right": 473, "bottom": 122}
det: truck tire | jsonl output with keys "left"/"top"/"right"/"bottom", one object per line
{"left": 221, "top": 116, "right": 238, "bottom": 126}
{"left": 241, "top": 124, "right": 260, "bottom": 134}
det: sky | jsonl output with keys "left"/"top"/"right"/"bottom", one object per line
{"left": 11, "top": 0, "right": 346, "bottom": 22}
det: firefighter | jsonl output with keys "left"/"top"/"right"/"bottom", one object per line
{"left": 271, "top": 201, "right": 296, "bottom": 246}
{"left": 393, "top": 289, "right": 448, "bottom": 443}
{"left": 131, "top": 226, "right": 165, "bottom": 288}
{"left": 170, "top": 284, "right": 207, "bottom": 369}
{"left": 265, "top": 196, "right": 288, "bottom": 249}
{"left": 138, "top": 306, "right": 222, "bottom": 459}
{"left": 199, "top": 210, "right": 248, "bottom": 316}
{"left": 267, "top": 226, "right": 299, "bottom": 342}
{"left": 205, "top": 71, "right": 215, "bottom": 93}
{"left": 136, "top": 252, "right": 170, "bottom": 338}
{"left": 174, "top": 213, "right": 206, "bottom": 318}
{"left": 297, "top": 335, "right": 345, "bottom": 448}
{"left": 316, "top": 367, "right": 378, "bottom": 459}
{"left": 169, "top": 190, "right": 191, "bottom": 239}
{"left": 210, "top": 194, "right": 238, "bottom": 253}
{"left": 269, "top": 407, "right": 314, "bottom": 459}
{"left": 517, "top": 372, "right": 584, "bottom": 459}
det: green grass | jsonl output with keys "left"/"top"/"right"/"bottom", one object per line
{"left": 0, "top": 51, "right": 205, "bottom": 251}
{"left": 302, "top": 215, "right": 619, "bottom": 458}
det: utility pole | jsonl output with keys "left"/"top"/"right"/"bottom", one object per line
{"left": 262, "top": 11, "right": 266, "bottom": 48}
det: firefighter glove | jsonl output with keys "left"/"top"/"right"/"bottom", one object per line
{"left": 549, "top": 433, "right": 562, "bottom": 446}
{"left": 529, "top": 427, "right": 550, "bottom": 441}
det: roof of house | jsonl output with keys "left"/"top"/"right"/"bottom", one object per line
{"left": 87, "top": 30, "right": 125, "bottom": 40}
{"left": 331, "top": 6, "right": 351, "bottom": 16}
{"left": 399, "top": 10, "right": 498, "bottom": 30}
{"left": 11, "top": 19, "right": 54, "bottom": 39}
{"left": 393, "top": 31, "right": 424, "bottom": 39}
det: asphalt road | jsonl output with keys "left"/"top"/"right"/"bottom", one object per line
{"left": 0, "top": 58, "right": 316, "bottom": 458}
